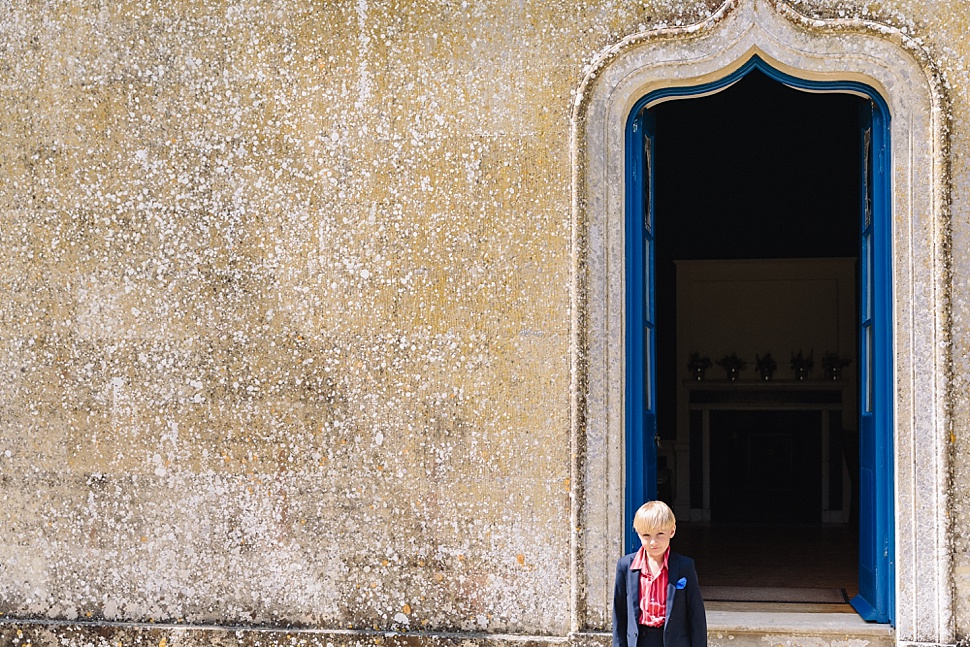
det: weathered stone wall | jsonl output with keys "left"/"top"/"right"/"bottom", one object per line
{"left": 0, "top": 0, "right": 968, "bottom": 642}
{"left": 0, "top": 0, "right": 596, "bottom": 632}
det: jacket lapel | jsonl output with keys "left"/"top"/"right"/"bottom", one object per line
{"left": 665, "top": 552, "right": 681, "bottom": 622}
{"left": 629, "top": 558, "right": 642, "bottom": 615}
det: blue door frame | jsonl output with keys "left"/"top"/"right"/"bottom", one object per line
{"left": 624, "top": 55, "right": 895, "bottom": 624}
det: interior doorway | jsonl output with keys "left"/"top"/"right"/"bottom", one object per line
{"left": 633, "top": 69, "right": 868, "bottom": 612}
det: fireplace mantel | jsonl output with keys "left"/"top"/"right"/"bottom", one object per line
{"left": 684, "top": 379, "right": 849, "bottom": 523}
{"left": 685, "top": 379, "right": 848, "bottom": 409}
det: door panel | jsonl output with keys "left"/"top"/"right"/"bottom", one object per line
{"left": 625, "top": 108, "right": 658, "bottom": 555}
{"left": 851, "top": 99, "right": 894, "bottom": 625}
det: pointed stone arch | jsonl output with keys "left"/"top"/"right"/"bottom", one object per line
{"left": 569, "top": 1, "right": 951, "bottom": 643}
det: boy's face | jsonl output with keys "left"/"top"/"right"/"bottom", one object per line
{"left": 637, "top": 525, "right": 675, "bottom": 561}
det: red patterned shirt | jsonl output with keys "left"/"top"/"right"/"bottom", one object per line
{"left": 631, "top": 546, "right": 669, "bottom": 627}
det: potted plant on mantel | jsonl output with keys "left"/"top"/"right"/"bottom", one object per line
{"left": 755, "top": 353, "right": 777, "bottom": 381}
{"left": 821, "top": 351, "right": 851, "bottom": 380}
{"left": 715, "top": 352, "right": 747, "bottom": 381}
{"left": 790, "top": 349, "right": 814, "bottom": 380}
{"left": 686, "top": 352, "right": 712, "bottom": 381}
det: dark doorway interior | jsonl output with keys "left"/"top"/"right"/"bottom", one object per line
{"left": 675, "top": 522, "right": 859, "bottom": 603}
{"left": 652, "top": 69, "right": 865, "bottom": 594}
{"left": 709, "top": 410, "right": 823, "bottom": 523}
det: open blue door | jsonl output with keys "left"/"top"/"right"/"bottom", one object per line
{"left": 623, "top": 61, "right": 896, "bottom": 603}
{"left": 851, "top": 99, "right": 895, "bottom": 624}
{"left": 625, "top": 107, "right": 658, "bottom": 554}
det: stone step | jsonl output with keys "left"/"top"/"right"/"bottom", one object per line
{"left": 708, "top": 610, "right": 895, "bottom": 647}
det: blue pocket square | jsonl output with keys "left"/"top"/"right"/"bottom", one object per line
{"left": 675, "top": 577, "right": 687, "bottom": 589}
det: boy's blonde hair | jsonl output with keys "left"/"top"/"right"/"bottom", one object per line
{"left": 633, "top": 500, "right": 676, "bottom": 534}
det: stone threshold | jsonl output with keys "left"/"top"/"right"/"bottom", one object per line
{"left": 705, "top": 610, "right": 895, "bottom": 647}
{"left": 708, "top": 609, "right": 895, "bottom": 635}
{"left": 574, "top": 612, "right": 896, "bottom": 647}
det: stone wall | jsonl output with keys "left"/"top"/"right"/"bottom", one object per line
{"left": 0, "top": 0, "right": 968, "bottom": 643}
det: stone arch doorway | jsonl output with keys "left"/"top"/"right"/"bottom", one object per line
{"left": 624, "top": 56, "right": 890, "bottom": 622}
{"left": 571, "top": 1, "right": 950, "bottom": 643}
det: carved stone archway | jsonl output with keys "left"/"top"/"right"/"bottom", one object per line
{"left": 569, "top": 1, "right": 950, "bottom": 644}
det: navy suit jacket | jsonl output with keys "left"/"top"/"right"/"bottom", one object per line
{"left": 612, "top": 550, "right": 707, "bottom": 647}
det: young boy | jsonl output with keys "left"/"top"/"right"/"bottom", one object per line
{"left": 613, "top": 501, "right": 706, "bottom": 647}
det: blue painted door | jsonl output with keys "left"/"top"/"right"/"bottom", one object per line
{"left": 851, "top": 99, "right": 894, "bottom": 624}
{"left": 625, "top": 107, "right": 658, "bottom": 554}
{"left": 624, "top": 62, "right": 895, "bottom": 611}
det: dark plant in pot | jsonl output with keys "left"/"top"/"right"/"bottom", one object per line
{"left": 821, "top": 351, "right": 851, "bottom": 380}
{"left": 715, "top": 352, "right": 747, "bottom": 381}
{"left": 687, "top": 352, "right": 712, "bottom": 380}
{"left": 790, "top": 349, "right": 814, "bottom": 380}
{"left": 755, "top": 353, "right": 777, "bottom": 380}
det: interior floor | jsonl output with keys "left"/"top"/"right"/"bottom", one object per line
{"left": 674, "top": 522, "right": 859, "bottom": 612}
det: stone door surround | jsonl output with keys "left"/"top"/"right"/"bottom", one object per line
{"left": 570, "top": 1, "right": 951, "bottom": 645}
